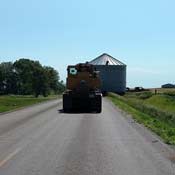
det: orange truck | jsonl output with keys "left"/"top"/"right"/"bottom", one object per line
{"left": 63, "top": 63, "right": 102, "bottom": 113}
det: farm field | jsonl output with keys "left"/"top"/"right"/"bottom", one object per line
{"left": 126, "top": 89, "right": 175, "bottom": 113}
{"left": 0, "top": 95, "right": 59, "bottom": 113}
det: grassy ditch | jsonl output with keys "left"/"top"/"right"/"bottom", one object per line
{"left": 0, "top": 95, "right": 59, "bottom": 113}
{"left": 108, "top": 92, "right": 175, "bottom": 145}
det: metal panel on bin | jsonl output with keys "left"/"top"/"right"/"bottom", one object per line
{"left": 89, "top": 53, "right": 126, "bottom": 94}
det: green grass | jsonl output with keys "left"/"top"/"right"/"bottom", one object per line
{"left": 125, "top": 92, "right": 175, "bottom": 120}
{"left": 145, "top": 95, "right": 175, "bottom": 113}
{"left": 108, "top": 93, "right": 175, "bottom": 145}
{"left": 0, "top": 95, "right": 59, "bottom": 113}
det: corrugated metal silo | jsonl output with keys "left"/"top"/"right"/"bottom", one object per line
{"left": 89, "top": 53, "right": 126, "bottom": 94}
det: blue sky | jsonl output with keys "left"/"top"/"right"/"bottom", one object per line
{"left": 0, "top": 0, "right": 175, "bottom": 88}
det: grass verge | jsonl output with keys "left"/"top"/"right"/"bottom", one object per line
{"left": 108, "top": 93, "right": 175, "bottom": 145}
{"left": 0, "top": 95, "right": 60, "bottom": 113}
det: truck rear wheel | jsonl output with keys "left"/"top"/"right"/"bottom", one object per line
{"left": 63, "top": 94, "right": 72, "bottom": 112}
{"left": 91, "top": 94, "right": 102, "bottom": 113}
{"left": 96, "top": 107, "right": 102, "bottom": 113}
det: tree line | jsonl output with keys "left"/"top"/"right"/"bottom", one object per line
{"left": 0, "top": 59, "right": 65, "bottom": 97}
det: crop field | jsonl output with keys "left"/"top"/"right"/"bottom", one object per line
{"left": 108, "top": 89, "right": 175, "bottom": 145}
{"left": 126, "top": 89, "right": 175, "bottom": 114}
{"left": 149, "top": 88, "right": 175, "bottom": 94}
{"left": 0, "top": 95, "right": 59, "bottom": 113}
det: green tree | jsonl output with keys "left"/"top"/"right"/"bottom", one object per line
{"left": 44, "top": 66, "right": 60, "bottom": 94}
{"left": 0, "top": 58, "right": 63, "bottom": 97}
{"left": 57, "top": 80, "right": 66, "bottom": 93}
{"left": 13, "top": 59, "right": 36, "bottom": 95}
{"left": 0, "top": 62, "right": 18, "bottom": 94}
{"left": 14, "top": 59, "right": 50, "bottom": 97}
{"left": 32, "top": 66, "right": 49, "bottom": 97}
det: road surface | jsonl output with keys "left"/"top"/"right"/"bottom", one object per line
{"left": 0, "top": 98, "right": 174, "bottom": 175}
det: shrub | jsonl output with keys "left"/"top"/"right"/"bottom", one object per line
{"left": 138, "top": 92, "right": 153, "bottom": 99}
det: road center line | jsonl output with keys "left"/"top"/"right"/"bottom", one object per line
{"left": 0, "top": 147, "right": 22, "bottom": 168}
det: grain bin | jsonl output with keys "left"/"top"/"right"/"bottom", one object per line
{"left": 89, "top": 53, "right": 126, "bottom": 94}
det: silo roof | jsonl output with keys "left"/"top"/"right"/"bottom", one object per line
{"left": 89, "top": 53, "right": 125, "bottom": 66}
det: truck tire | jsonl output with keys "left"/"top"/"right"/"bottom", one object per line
{"left": 96, "top": 107, "right": 102, "bottom": 113}
{"left": 63, "top": 94, "right": 72, "bottom": 112}
{"left": 91, "top": 94, "right": 102, "bottom": 113}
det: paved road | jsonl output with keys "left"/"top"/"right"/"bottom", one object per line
{"left": 0, "top": 98, "right": 174, "bottom": 175}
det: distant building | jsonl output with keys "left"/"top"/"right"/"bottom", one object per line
{"left": 161, "top": 83, "right": 175, "bottom": 88}
{"left": 89, "top": 53, "right": 126, "bottom": 94}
